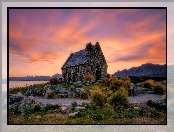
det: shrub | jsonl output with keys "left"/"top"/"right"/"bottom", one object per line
{"left": 153, "top": 83, "right": 166, "bottom": 94}
{"left": 146, "top": 100, "right": 154, "bottom": 107}
{"left": 138, "top": 107, "right": 148, "bottom": 116}
{"left": 104, "top": 77, "right": 118, "bottom": 86}
{"left": 107, "top": 74, "right": 111, "bottom": 78}
{"left": 142, "top": 79, "right": 156, "bottom": 89}
{"left": 120, "top": 77, "right": 131, "bottom": 89}
{"left": 80, "top": 91, "right": 89, "bottom": 99}
{"left": 49, "top": 78, "right": 60, "bottom": 85}
{"left": 150, "top": 109, "right": 161, "bottom": 118}
{"left": 72, "top": 102, "right": 78, "bottom": 108}
{"left": 146, "top": 100, "right": 166, "bottom": 111}
{"left": 46, "top": 91, "right": 59, "bottom": 99}
{"left": 75, "top": 92, "right": 81, "bottom": 98}
{"left": 116, "top": 87, "right": 128, "bottom": 97}
{"left": 43, "top": 104, "right": 61, "bottom": 112}
{"left": 109, "top": 91, "right": 130, "bottom": 111}
{"left": 33, "top": 105, "right": 41, "bottom": 112}
{"left": 110, "top": 80, "right": 123, "bottom": 93}
{"left": 91, "top": 113, "right": 104, "bottom": 120}
{"left": 84, "top": 73, "right": 94, "bottom": 83}
{"left": 161, "top": 95, "right": 166, "bottom": 102}
{"left": 91, "top": 89, "right": 107, "bottom": 108}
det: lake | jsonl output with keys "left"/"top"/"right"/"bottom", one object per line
{"left": 9, "top": 81, "right": 49, "bottom": 89}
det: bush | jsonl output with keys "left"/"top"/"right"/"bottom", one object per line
{"left": 72, "top": 102, "right": 77, "bottom": 108}
{"left": 161, "top": 95, "right": 166, "bottom": 102}
{"left": 120, "top": 77, "right": 131, "bottom": 89}
{"left": 142, "top": 79, "right": 156, "bottom": 89}
{"left": 150, "top": 109, "right": 161, "bottom": 118}
{"left": 49, "top": 78, "right": 60, "bottom": 85}
{"left": 110, "top": 80, "right": 123, "bottom": 93}
{"left": 146, "top": 100, "right": 166, "bottom": 111}
{"left": 116, "top": 87, "right": 128, "bottom": 97}
{"left": 109, "top": 91, "right": 130, "bottom": 111}
{"left": 153, "top": 83, "right": 166, "bottom": 94}
{"left": 91, "top": 89, "right": 107, "bottom": 108}
{"left": 80, "top": 91, "right": 89, "bottom": 99}
{"left": 33, "top": 105, "right": 41, "bottom": 112}
{"left": 75, "top": 92, "right": 81, "bottom": 98}
{"left": 84, "top": 73, "right": 94, "bottom": 83}
{"left": 43, "top": 104, "right": 61, "bottom": 112}
{"left": 91, "top": 113, "right": 104, "bottom": 120}
{"left": 104, "top": 77, "right": 118, "bottom": 86}
{"left": 46, "top": 91, "right": 59, "bottom": 99}
{"left": 138, "top": 107, "right": 148, "bottom": 116}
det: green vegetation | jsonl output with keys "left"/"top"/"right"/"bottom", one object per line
{"left": 142, "top": 79, "right": 166, "bottom": 94}
{"left": 91, "top": 88, "right": 107, "bottom": 108}
{"left": 84, "top": 73, "right": 94, "bottom": 83}
{"left": 9, "top": 103, "right": 166, "bottom": 124}
{"left": 45, "top": 91, "right": 59, "bottom": 99}
{"left": 153, "top": 83, "right": 166, "bottom": 94}
{"left": 9, "top": 77, "right": 166, "bottom": 124}
{"left": 49, "top": 78, "right": 61, "bottom": 85}
{"left": 109, "top": 89, "right": 130, "bottom": 111}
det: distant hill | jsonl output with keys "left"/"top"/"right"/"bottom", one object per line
{"left": 51, "top": 73, "right": 62, "bottom": 79}
{"left": 113, "top": 63, "right": 166, "bottom": 77}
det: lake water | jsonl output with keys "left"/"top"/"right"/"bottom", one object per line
{"left": 9, "top": 81, "right": 49, "bottom": 89}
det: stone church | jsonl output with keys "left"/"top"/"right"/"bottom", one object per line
{"left": 61, "top": 42, "right": 107, "bottom": 83}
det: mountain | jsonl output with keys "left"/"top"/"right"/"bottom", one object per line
{"left": 51, "top": 73, "right": 62, "bottom": 79}
{"left": 113, "top": 63, "right": 166, "bottom": 77}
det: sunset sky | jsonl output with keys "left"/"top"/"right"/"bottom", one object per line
{"left": 9, "top": 8, "right": 166, "bottom": 77}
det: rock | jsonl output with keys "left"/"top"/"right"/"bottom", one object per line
{"left": 134, "top": 107, "right": 140, "bottom": 110}
{"left": 88, "top": 90, "right": 94, "bottom": 94}
{"left": 18, "top": 96, "right": 41, "bottom": 116}
{"left": 75, "top": 88, "right": 84, "bottom": 92}
{"left": 69, "top": 112, "right": 78, "bottom": 117}
{"left": 61, "top": 104, "right": 72, "bottom": 114}
{"left": 147, "top": 91, "right": 154, "bottom": 94}
{"left": 25, "top": 87, "right": 43, "bottom": 96}
{"left": 10, "top": 102, "right": 20, "bottom": 112}
{"left": 9, "top": 93, "right": 24, "bottom": 104}
{"left": 68, "top": 86, "right": 76, "bottom": 93}
{"left": 44, "top": 88, "right": 53, "bottom": 98}
{"left": 75, "top": 106, "right": 85, "bottom": 111}
{"left": 36, "top": 115, "right": 41, "bottom": 118}
{"left": 44, "top": 85, "right": 69, "bottom": 98}
{"left": 157, "top": 100, "right": 166, "bottom": 107}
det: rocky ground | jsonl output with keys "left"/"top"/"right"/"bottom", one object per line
{"left": 34, "top": 94, "right": 162, "bottom": 106}
{"left": 35, "top": 96, "right": 90, "bottom": 106}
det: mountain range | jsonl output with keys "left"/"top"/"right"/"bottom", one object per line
{"left": 112, "top": 63, "right": 166, "bottom": 77}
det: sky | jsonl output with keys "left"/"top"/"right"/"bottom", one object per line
{"left": 8, "top": 8, "right": 166, "bottom": 77}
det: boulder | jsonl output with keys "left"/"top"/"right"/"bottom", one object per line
{"left": 44, "top": 88, "right": 53, "bottom": 98}
{"left": 68, "top": 86, "right": 76, "bottom": 93}
{"left": 69, "top": 112, "right": 78, "bottom": 117}
{"left": 44, "top": 84, "right": 69, "bottom": 98}
{"left": 18, "top": 96, "right": 42, "bottom": 116}
{"left": 25, "top": 87, "right": 43, "bottom": 96}
{"left": 75, "top": 88, "right": 84, "bottom": 92}
{"left": 88, "top": 90, "right": 94, "bottom": 94}
{"left": 75, "top": 106, "right": 86, "bottom": 111}
{"left": 9, "top": 92, "right": 24, "bottom": 104}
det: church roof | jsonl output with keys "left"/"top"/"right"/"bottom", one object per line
{"left": 62, "top": 49, "right": 87, "bottom": 68}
